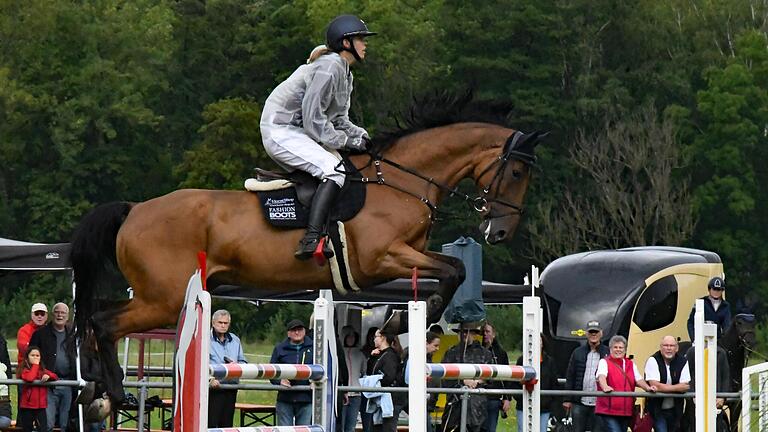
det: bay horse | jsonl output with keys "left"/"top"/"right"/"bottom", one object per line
{"left": 70, "top": 118, "right": 542, "bottom": 413}
{"left": 719, "top": 313, "right": 758, "bottom": 431}
{"left": 682, "top": 313, "right": 758, "bottom": 431}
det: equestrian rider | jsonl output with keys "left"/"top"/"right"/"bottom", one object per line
{"left": 260, "top": 15, "right": 376, "bottom": 260}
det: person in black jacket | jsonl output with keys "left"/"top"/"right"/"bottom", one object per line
{"left": 482, "top": 322, "right": 510, "bottom": 431}
{"left": 441, "top": 322, "right": 493, "bottom": 432}
{"left": 563, "top": 320, "right": 609, "bottom": 432}
{"left": 270, "top": 319, "right": 313, "bottom": 426}
{"left": 29, "top": 302, "right": 76, "bottom": 432}
{"left": 686, "top": 277, "right": 731, "bottom": 341}
{"left": 367, "top": 329, "right": 403, "bottom": 432}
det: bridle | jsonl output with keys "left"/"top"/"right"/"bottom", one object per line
{"left": 348, "top": 131, "right": 536, "bottom": 221}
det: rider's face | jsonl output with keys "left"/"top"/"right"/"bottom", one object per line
{"left": 343, "top": 37, "right": 367, "bottom": 62}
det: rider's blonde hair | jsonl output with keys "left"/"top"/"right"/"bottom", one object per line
{"left": 307, "top": 44, "right": 332, "bottom": 63}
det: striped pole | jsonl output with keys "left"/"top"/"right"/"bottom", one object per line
{"left": 427, "top": 364, "right": 536, "bottom": 381}
{"left": 209, "top": 364, "right": 326, "bottom": 381}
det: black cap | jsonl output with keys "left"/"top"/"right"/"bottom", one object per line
{"left": 708, "top": 277, "right": 725, "bottom": 291}
{"left": 286, "top": 319, "right": 306, "bottom": 331}
{"left": 586, "top": 320, "right": 602, "bottom": 331}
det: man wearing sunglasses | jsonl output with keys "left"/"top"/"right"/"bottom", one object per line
{"left": 686, "top": 276, "right": 732, "bottom": 341}
{"left": 17, "top": 303, "right": 48, "bottom": 369}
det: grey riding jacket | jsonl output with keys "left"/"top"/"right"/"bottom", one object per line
{"left": 260, "top": 52, "right": 368, "bottom": 150}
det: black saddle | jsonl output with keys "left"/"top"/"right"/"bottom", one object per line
{"left": 252, "top": 157, "right": 365, "bottom": 228}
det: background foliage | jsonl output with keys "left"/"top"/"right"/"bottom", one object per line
{"left": 2, "top": 0, "right": 768, "bottom": 350}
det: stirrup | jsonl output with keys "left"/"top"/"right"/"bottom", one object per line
{"left": 295, "top": 235, "right": 333, "bottom": 261}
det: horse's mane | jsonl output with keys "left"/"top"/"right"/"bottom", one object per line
{"left": 371, "top": 91, "right": 514, "bottom": 154}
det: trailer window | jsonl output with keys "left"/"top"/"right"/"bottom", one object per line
{"left": 633, "top": 275, "right": 678, "bottom": 332}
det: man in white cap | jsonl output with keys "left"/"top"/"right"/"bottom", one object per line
{"left": 17, "top": 303, "right": 48, "bottom": 367}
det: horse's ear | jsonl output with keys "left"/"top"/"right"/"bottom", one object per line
{"left": 513, "top": 130, "right": 549, "bottom": 155}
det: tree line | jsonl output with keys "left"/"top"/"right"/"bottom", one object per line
{"left": 1, "top": 0, "right": 767, "bottom": 341}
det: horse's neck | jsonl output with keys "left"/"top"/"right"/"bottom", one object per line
{"left": 383, "top": 126, "right": 497, "bottom": 188}
{"left": 720, "top": 326, "right": 746, "bottom": 374}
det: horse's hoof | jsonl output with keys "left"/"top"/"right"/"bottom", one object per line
{"left": 85, "top": 397, "right": 112, "bottom": 422}
{"left": 76, "top": 381, "right": 96, "bottom": 405}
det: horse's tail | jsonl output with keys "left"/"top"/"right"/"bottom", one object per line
{"left": 71, "top": 202, "right": 133, "bottom": 340}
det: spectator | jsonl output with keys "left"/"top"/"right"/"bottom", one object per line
{"left": 563, "top": 320, "right": 610, "bottom": 432}
{"left": 441, "top": 322, "right": 493, "bottom": 432}
{"left": 361, "top": 327, "right": 379, "bottom": 432}
{"left": 270, "top": 318, "right": 313, "bottom": 426}
{"left": 686, "top": 276, "right": 731, "bottom": 340}
{"left": 0, "top": 334, "right": 12, "bottom": 428}
{"left": 512, "top": 336, "right": 558, "bottom": 432}
{"left": 19, "top": 347, "right": 58, "bottom": 432}
{"left": 482, "top": 322, "right": 510, "bottom": 432}
{"left": 595, "top": 335, "right": 656, "bottom": 432}
{"left": 207, "top": 309, "right": 246, "bottom": 428}
{"left": 680, "top": 344, "right": 730, "bottom": 431}
{"left": 644, "top": 336, "right": 690, "bottom": 432}
{"left": 364, "top": 329, "right": 403, "bottom": 432}
{"left": 17, "top": 303, "right": 48, "bottom": 369}
{"left": 341, "top": 325, "right": 365, "bottom": 432}
{"left": 30, "top": 302, "right": 75, "bottom": 432}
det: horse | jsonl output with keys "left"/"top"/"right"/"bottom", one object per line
{"left": 681, "top": 312, "right": 758, "bottom": 431}
{"left": 719, "top": 313, "right": 758, "bottom": 431}
{"left": 69, "top": 111, "right": 543, "bottom": 414}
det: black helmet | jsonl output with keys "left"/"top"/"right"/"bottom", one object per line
{"left": 708, "top": 276, "right": 725, "bottom": 290}
{"left": 326, "top": 15, "right": 377, "bottom": 56}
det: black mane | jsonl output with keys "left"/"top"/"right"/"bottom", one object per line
{"left": 371, "top": 91, "right": 514, "bottom": 154}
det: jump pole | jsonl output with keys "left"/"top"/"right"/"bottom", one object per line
{"left": 694, "top": 298, "right": 717, "bottom": 432}
{"left": 173, "top": 269, "right": 335, "bottom": 432}
{"left": 407, "top": 297, "right": 541, "bottom": 432}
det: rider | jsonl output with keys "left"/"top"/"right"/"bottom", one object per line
{"left": 260, "top": 15, "right": 376, "bottom": 260}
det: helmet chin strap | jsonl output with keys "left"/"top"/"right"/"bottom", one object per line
{"left": 343, "top": 37, "right": 363, "bottom": 62}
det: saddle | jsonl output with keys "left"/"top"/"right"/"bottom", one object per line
{"left": 245, "top": 157, "right": 365, "bottom": 229}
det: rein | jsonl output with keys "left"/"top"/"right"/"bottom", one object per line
{"left": 343, "top": 131, "right": 533, "bottom": 221}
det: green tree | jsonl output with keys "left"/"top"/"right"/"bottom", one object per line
{"left": 686, "top": 30, "right": 768, "bottom": 305}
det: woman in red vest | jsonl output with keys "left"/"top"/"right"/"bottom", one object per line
{"left": 595, "top": 335, "right": 657, "bottom": 432}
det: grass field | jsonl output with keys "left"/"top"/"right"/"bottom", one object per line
{"left": 6, "top": 337, "right": 522, "bottom": 431}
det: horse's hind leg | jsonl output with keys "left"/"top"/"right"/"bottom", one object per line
{"left": 92, "top": 296, "right": 182, "bottom": 406}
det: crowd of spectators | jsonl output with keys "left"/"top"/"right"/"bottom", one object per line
{"left": 0, "top": 275, "right": 731, "bottom": 432}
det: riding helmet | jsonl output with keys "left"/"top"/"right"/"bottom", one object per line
{"left": 326, "top": 15, "right": 377, "bottom": 53}
{"left": 708, "top": 276, "right": 725, "bottom": 290}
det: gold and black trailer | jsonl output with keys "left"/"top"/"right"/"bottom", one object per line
{"left": 540, "top": 246, "right": 723, "bottom": 376}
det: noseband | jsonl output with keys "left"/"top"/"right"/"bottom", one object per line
{"left": 352, "top": 131, "right": 536, "bottom": 221}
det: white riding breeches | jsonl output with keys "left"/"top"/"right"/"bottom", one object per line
{"left": 261, "top": 122, "right": 346, "bottom": 188}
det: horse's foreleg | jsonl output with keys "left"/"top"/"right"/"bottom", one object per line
{"left": 373, "top": 243, "right": 465, "bottom": 323}
{"left": 424, "top": 251, "right": 466, "bottom": 319}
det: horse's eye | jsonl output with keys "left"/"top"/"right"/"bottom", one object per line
{"left": 511, "top": 170, "right": 522, "bottom": 179}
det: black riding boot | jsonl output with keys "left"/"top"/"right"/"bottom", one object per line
{"left": 295, "top": 179, "right": 340, "bottom": 260}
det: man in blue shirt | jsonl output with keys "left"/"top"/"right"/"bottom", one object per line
{"left": 270, "top": 319, "right": 313, "bottom": 426}
{"left": 208, "top": 309, "right": 247, "bottom": 428}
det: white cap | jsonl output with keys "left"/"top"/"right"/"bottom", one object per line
{"left": 31, "top": 303, "right": 48, "bottom": 313}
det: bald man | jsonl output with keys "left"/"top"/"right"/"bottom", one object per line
{"left": 643, "top": 336, "right": 690, "bottom": 432}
